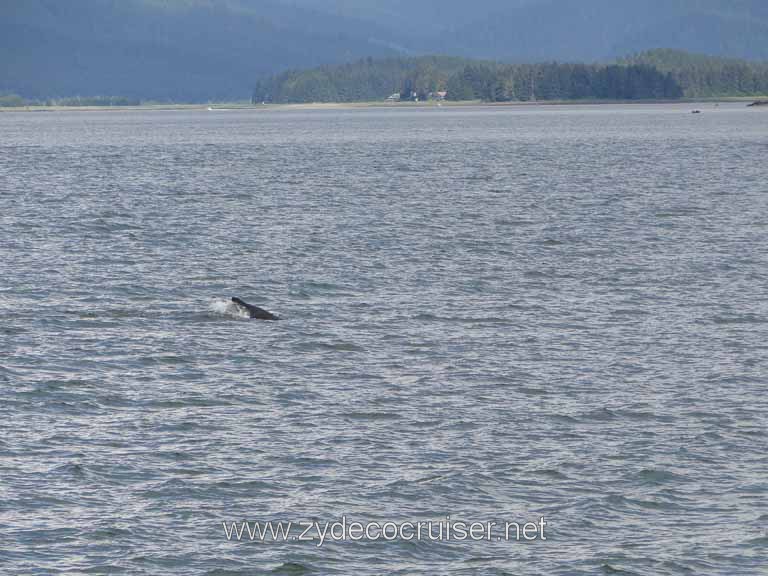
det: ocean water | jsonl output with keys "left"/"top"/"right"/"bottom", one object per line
{"left": 1, "top": 104, "right": 766, "bottom": 575}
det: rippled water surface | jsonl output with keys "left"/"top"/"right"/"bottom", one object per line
{"left": 1, "top": 104, "right": 767, "bottom": 575}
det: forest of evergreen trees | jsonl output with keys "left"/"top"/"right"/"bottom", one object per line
{"left": 444, "top": 63, "right": 682, "bottom": 101}
{"left": 253, "top": 57, "right": 682, "bottom": 103}
{"left": 621, "top": 49, "right": 768, "bottom": 97}
{"left": 253, "top": 50, "right": 768, "bottom": 104}
{"left": 252, "top": 56, "right": 471, "bottom": 104}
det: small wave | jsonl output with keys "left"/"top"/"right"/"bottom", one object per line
{"left": 141, "top": 354, "right": 195, "bottom": 366}
{"left": 413, "top": 313, "right": 512, "bottom": 325}
{"left": 297, "top": 341, "right": 366, "bottom": 352}
{"left": 712, "top": 314, "right": 765, "bottom": 325}
{"left": 604, "top": 493, "right": 677, "bottom": 511}
{"left": 459, "top": 173, "right": 494, "bottom": 181}
{"left": 345, "top": 411, "right": 402, "bottom": 421}
{"left": 617, "top": 410, "right": 673, "bottom": 423}
{"left": 518, "top": 386, "right": 549, "bottom": 396}
{"left": 82, "top": 564, "right": 130, "bottom": 574}
{"left": 142, "top": 397, "right": 231, "bottom": 409}
{"left": 637, "top": 468, "right": 687, "bottom": 485}
{"left": 610, "top": 308, "right": 651, "bottom": 317}
{"left": 50, "top": 462, "right": 87, "bottom": 477}
{"left": 445, "top": 420, "right": 480, "bottom": 431}
{"left": 90, "top": 527, "right": 133, "bottom": 541}
{"left": 533, "top": 468, "right": 570, "bottom": 480}
{"left": 0, "top": 326, "right": 26, "bottom": 335}
{"left": 601, "top": 563, "right": 641, "bottom": 575}
{"left": 270, "top": 563, "right": 312, "bottom": 575}
{"left": 654, "top": 207, "right": 704, "bottom": 218}
{"left": 302, "top": 280, "right": 350, "bottom": 292}
{"left": 549, "top": 414, "right": 579, "bottom": 424}
{"left": 72, "top": 307, "right": 165, "bottom": 320}
{"left": 414, "top": 474, "right": 447, "bottom": 484}
{"left": 495, "top": 217, "right": 536, "bottom": 227}
{"left": 581, "top": 407, "right": 619, "bottom": 422}
{"left": 524, "top": 269, "right": 551, "bottom": 278}
{"left": 212, "top": 479, "right": 274, "bottom": 491}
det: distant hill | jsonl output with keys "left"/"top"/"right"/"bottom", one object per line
{"left": 284, "top": 0, "right": 768, "bottom": 62}
{"left": 3, "top": 0, "right": 768, "bottom": 101}
{"left": 283, "top": 0, "right": 768, "bottom": 55}
{"left": 423, "top": 0, "right": 768, "bottom": 62}
{"left": 0, "top": 0, "right": 397, "bottom": 101}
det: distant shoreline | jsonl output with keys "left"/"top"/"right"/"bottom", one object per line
{"left": 1, "top": 97, "right": 764, "bottom": 113}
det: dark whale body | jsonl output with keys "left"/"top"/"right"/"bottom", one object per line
{"left": 231, "top": 297, "right": 279, "bottom": 320}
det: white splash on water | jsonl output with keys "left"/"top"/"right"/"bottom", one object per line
{"left": 209, "top": 298, "right": 250, "bottom": 319}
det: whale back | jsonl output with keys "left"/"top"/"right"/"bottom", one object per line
{"left": 231, "top": 297, "right": 279, "bottom": 320}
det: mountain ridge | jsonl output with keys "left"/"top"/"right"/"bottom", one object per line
{"left": 3, "top": 0, "right": 768, "bottom": 100}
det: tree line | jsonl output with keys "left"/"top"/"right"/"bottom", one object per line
{"left": 620, "top": 49, "right": 768, "bottom": 97}
{"left": 253, "top": 56, "right": 686, "bottom": 103}
{"left": 254, "top": 49, "right": 768, "bottom": 104}
{"left": 445, "top": 63, "right": 682, "bottom": 101}
{"left": 252, "top": 56, "right": 471, "bottom": 104}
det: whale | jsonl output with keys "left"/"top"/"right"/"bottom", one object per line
{"left": 231, "top": 297, "right": 279, "bottom": 320}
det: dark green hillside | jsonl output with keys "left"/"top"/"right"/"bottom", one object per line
{"left": 253, "top": 57, "right": 684, "bottom": 104}
{"left": 621, "top": 49, "right": 768, "bottom": 97}
{"left": 253, "top": 56, "right": 474, "bottom": 103}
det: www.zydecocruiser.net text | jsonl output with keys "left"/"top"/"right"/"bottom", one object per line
{"left": 223, "top": 516, "right": 547, "bottom": 546}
